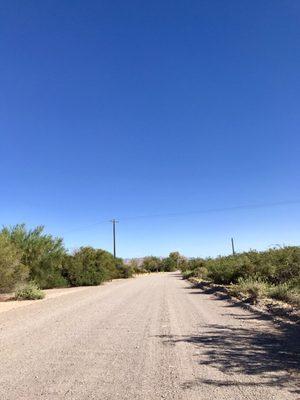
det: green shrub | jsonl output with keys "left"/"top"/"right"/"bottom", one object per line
{"left": 62, "top": 247, "right": 120, "bottom": 286}
{"left": 269, "top": 247, "right": 300, "bottom": 284}
{"left": 182, "top": 246, "right": 300, "bottom": 288}
{"left": 141, "top": 256, "right": 162, "bottom": 272}
{"left": 36, "top": 273, "right": 69, "bottom": 289}
{"left": 126, "top": 259, "right": 151, "bottom": 274}
{"left": 141, "top": 252, "right": 187, "bottom": 273}
{"left": 1, "top": 224, "right": 66, "bottom": 289}
{"left": 134, "top": 267, "right": 149, "bottom": 274}
{"left": 181, "top": 270, "right": 194, "bottom": 279}
{"left": 0, "top": 234, "right": 29, "bottom": 293}
{"left": 117, "top": 264, "right": 134, "bottom": 279}
{"left": 162, "top": 252, "right": 187, "bottom": 271}
{"left": 15, "top": 282, "right": 45, "bottom": 300}
{"left": 182, "top": 246, "right": 300, "bottom": 307}
{"left": 126, "top": 259, "right": 140, "bottom": 274}
{"left": 268, "top": 283, "right": 300, "bottom": 306}
{"left": 188, "top": 258, "right": 206, "bottom": 272}
{"left": 206, "top": 260, "right": 239, "bottom": 284}
{"left": 230, "top": 278, "right": 268, "bottom": 303}
{"left": 1, "top": 224, "right": 128, "bottom": 290}
{"left": 194, "top": 266, "right": 209, "bottom": 279}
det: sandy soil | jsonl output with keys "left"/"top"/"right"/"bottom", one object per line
{"left": 0, "top": 272, "right": 299, "bottom": 399}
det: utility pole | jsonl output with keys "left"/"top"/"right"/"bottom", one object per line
{"left": 231, "top": 237, "right": 236, "bottom": 255}
{"left": 110, "top": 219, "right": 118, "bottom": 258}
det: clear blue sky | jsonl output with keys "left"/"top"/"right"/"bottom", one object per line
{"left": 1, "top": 0, "right": 300, "bottom": 258}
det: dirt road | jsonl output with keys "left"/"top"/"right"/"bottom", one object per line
{"left": 0, "top": 273, "right": 299, "bottom": 399}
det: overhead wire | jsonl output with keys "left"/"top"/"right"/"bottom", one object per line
{"left": 62, "top": 199, "right": 300, "bottom": 234}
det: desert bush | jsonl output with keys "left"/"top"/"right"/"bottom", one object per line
{"left": 15, "top": 282, "right": 45, "bottom": 300}
{"left": 180, "top": 245, "right": 300, "bottom": 307}
{"left": 183, "top": 246, "right": 300, "bottom": 288}
{"left": 127, "top": 259, "right": 140, "bottom": 273}
{"left": 162, "top": 252, "right": 187, "bottom": 271}
{"left": 141, "top": 256, "right": 162, "bottom": 272}
{"left": 268, "top": 283, "right": 300, "bottom": 306}
{"left": 0, "top": 234, "right": 29, "bottom": 293}
{"left": 1, "top": 224, "right": 67, "bottom": 289}
{"left": 267, "top": 247, "right": 300, "bottom": 284}
{"left": 194, "top": 266, "right": 209, "bottom": 279}
{"left": 117, "top": 264, "right": 134, "bottom": 279}
{"left": 188, "top": 258, "right": 206, "bottom": 269}
{"left": 141, "top": 252, "right": 187, "bottom": 273}
{"left": 62, "top": 247, "right": 120, "bottom": 286}
{"left": 0, "top": 224, "right": 132, "bottom": 290}
{"left": 204, "top": 256, "right": 246, "bottom": 284}
{"left": 232, "top": 277, "right": 268, "bottom": 303}
{"left": 126, "top": 259, "right": 148, "bottom": 274}
{"left": 181, "top": 270, "right": 194, "bottom": 279}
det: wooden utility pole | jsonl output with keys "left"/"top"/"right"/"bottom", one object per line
{"left": 231, "top": 237, "right": 236, "bottom": 255}
{"left": 110, "top": 219, "right": 118, "bottom": 258}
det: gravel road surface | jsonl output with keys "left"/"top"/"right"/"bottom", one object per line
{"left": 0, "top": 272, "right": 299, "bottom": 399}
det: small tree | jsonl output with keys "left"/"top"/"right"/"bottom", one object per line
{"left": 141, "top": 256, "right": 162, "bottom": 272}
{"left": 63, "top": 247, "right": 119, "bottom": 286}
{"left": 1, "top": 224, "right": 67, "bottom": 288}
{"left": 0, "top": 234, "right": 28, "bottom": 293}
{"left": 163, "top": 252, "right": 187, "bottom": 271}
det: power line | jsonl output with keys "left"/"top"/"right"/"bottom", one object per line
{"left": 62, "top": 199, "right": 300, "bottom": 234}
{"left": 117, "top": 199, "right": 300, "bottom": 221}
{"left": 62, "top": 220, "right": 109, "bottom": 234}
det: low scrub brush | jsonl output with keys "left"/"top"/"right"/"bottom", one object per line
{"left": 231, "top": 277, "right": 268, "bottom": 304}
{"left": 15, "top": 282, "right": 45, "bottom": 300}
{"left": 181, "top": 270, "right": 195, "bottom": 279}
{"left": 268, "top": 283, "right": 300, "bottom": 307}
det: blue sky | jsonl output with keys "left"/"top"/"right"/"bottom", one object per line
{"left": 1, "top": 0, "right": 300, "bottom": 258}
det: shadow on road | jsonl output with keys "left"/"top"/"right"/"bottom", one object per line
{"left": 167, "top": 272, "right": 300, "bottom": 394}
{"left": 158, "top": 322, "right": 300, "bottom": 394}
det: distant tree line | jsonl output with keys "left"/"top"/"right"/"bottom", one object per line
{"left": 128, "top": 252, "right": 187, "bottom": 274}
{"left": 180, "top": 247, "right": 300, "bottom": 306}
{"left": 1, "top": 224, "right": 299, "bottom": 307}
{"left": 0, "top": 223, "right": 188, "bottom": 296}
{"left": 0, "top": 224, "right": 131, "bottom": 294}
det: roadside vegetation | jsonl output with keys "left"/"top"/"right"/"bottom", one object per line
{"left": 127, "top": 252, "right": 187, "bottom": 274}
{"left": 14, "top": 282, "right": 45, "bottom": 300}
{"left": 1, "top": 224, "right": 299, "bottom": 308}
{"left": 0, "top": 224, "right": 183, "bottom": 300}
{"left": 181, "top": 246, "right": 300, "bottom": 306}
{"left": 0, "top": 224, "right": 133, "bottom": 300}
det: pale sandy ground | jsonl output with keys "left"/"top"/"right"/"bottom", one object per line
{"left": 0, "top": 286, "right": 91, "bottom": 313}
{"left": 0, "top": 272, "right": 299, "bottom": 399}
